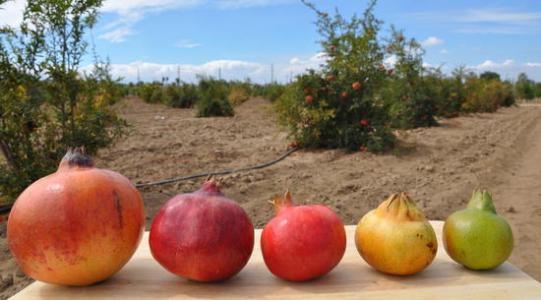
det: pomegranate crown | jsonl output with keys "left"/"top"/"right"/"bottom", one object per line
{"left": 269, "top": 189, "right": 295, "bottom": 214}
{"left": 467, "top": 189, "right": 497, "bottom": 214}
{"left": 199, "top": 175, "right": 222, "bottom": 195}
{"left": 60, "top": 147, "right": 94, "bottom": 169}
{"left": 377, "top": 192, "right": 426, "bottom": 222}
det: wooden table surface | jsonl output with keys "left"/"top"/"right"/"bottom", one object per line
{"left": 11, "top": 221, "right": 541, "bottom": 299}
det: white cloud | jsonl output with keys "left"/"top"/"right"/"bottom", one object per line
{"left": 217, "top": 0, "right": 294, "bottom": 9}
{"left": 468, "top": 59, "right": 541, "bottom": 81}
{"left": 81, "top": 59, "right": 264, "bottom": 83}
{"left": 80, "top": 52, "right": 333, "bottom": 84}
{"left": 283, "top": 52, "right": 327, "bottom": 74}
{"left": 475, "top": 59, "right": 515, "bottom": 69}
{"left": 98, "top": 0, "right": 295, "bottom": 43}
{"left": 440, "top": 49, "right": 449, "bottom": 54}
{"left": 99, "top": 0, "right": 202, "bottom": 43}
{"left": 526, "top": 62, "right": 541, "bottom": 67}
{"left": 421, "top": 37, "right": 444, "bottom": 47}
{"left": 98, "top": 27, "right": 135, "bottom": 43}
{"left": 175, "top": 40, "right": 203, "bottom": 48}
{"left": 0, "top": 0, "right": 26, "bottom": 28}
{"left": 407, "top": 8, "right": 541, "bottom": 35}
{"left": 383, "top": 55, "right": 397, "bottom": 67}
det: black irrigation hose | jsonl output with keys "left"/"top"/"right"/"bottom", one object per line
{"left": 135, "top": 147, "right": 299, "bottom": 188}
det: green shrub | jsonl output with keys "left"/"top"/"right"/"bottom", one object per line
{"left": 196, "top": 77, "right": 234, "bottom": 117}
{"left": 262, "top": 83, "right": 286, "bottom": 102}
{"left": 228, "top": 85, "right": 250, "bottom": 106}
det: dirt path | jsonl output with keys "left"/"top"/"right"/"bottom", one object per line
{"left": 487, "top": 104, "right": 541, "bottom": 280}
{"left": 1, "top": 97, "right": 541, "bottom": 298}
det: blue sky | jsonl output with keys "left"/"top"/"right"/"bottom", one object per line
{"left": 1, "top": 0, "right": 540, "bottom": 83}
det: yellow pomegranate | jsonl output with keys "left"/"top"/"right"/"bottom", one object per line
{"left": 355, "top": 192, "right": 437, "bottom": 275}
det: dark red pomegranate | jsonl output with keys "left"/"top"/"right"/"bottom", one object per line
{"left": 261, "top": 190, "right": 346, "bottom": 281}
{"left": 149, "top": 177, "right": 254, "bottom": 282}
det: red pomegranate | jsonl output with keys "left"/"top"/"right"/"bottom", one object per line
{"left": 261, "top": 190, "right": 346, "bottom": 281}
{"left": 149, "top": 177, "right": 254, "bottom": 282}
{"left": 8, "top": 148, "right": 145, "bottom": 286}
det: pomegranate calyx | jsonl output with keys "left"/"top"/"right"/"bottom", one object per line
{"left": 379, "top": 192, "right": 425, "bottom": 222}
{"left": 269, "top": 190, "right": 295, "bottom": 215}
{"left": 467, "top": 189, "right": 497, "bottom": 214}
{"left": 59, "top": 147, "right": 94, "bottom": 170}
{"left": 199, "top": 175, "right": 222, "bottom": 195}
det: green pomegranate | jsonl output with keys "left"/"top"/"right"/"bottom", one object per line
{"left": 443, "top": 189, "right": 514, "bottom": 270}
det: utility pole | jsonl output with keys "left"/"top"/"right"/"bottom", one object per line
{"left": 271, "top": 63, "right": 274, "bottom": 84}
{"left": 177, "top": 65, "right": 180, "bottom": 84}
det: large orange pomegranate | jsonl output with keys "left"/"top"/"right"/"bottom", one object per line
{"left": 7, "top": 148, "right": 145, "bottom": 286}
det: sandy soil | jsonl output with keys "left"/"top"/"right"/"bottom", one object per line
{"left": 1, "top": 96, "right": 540, "bottom": 298}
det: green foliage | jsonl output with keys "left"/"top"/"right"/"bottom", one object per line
{"left": 0, "top": 0, "right": 126, "bottom": 201}
{"left": 515, "top": 73, "right": 536, "bottom": 100}
{"left": 196, "top": 77, "right": 234, "bottom": 117}
{"left": 462, "top": 78, "right": 512, "bottom": 113}
{"left": 380, "top": 27, "right": 438, "bottom": 129}
{"left": 260, "top": 83, "right": 287, "bottom": 102}
{"left": 228, "top": 80, "right": 252, "bottom": 106}
{"left": 480, "top": 71, "right": 501, "bottom": 82}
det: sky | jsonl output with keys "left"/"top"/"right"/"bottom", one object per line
{"left": 1, "top": 0, "right": 540, "bottom": 83}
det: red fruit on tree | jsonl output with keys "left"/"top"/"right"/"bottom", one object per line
{"left": 305, "top": 95, "right": 314, "bottom": 103}
{"left": 359, "top": 119, "right": 370, "bottom": 126}
{"left": 303, "top": 88, "right": 312, "bottom": 95}
{"left": 341, "top": 92, "right": 349, "bottom": 99}
{"left": 330, "top": 45, "right": 335, "bottom": 51}
{"left": 261, "top": 190, "right": 346, "bottom": 281}
{"left": 326, "top": 75, "right": 336, "bottom": 82}
{"left": 352, "top": 81, "right": 362, "bottom": 91}
{"left": 387, "top": 69, "right": 394, "bottom": 75}
{"left": 322, "top": 86, "right": 329, "bottom": 93}
{"left": 378, "top": 65, "right": 385, "bottom": 71}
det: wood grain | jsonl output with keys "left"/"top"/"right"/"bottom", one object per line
{"left": 11, "top": 221, "right": 541, "bottom": 299}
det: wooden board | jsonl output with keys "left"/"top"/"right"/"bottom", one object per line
{"left": 11, "top": 221, "right": 541, "bottom": 299}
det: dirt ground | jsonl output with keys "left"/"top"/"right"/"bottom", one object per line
{"left": 1, "top": 96, "right": 541, "bottom": 298}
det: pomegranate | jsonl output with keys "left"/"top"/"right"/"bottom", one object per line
{"left": 7, "top": 148, "right": 145, "bottom": 286}
{"left": 261, "top": 190, "right": 346, "bottom": 281}
{"left": 359, "top": 119, "right": 370, "bottom": 126}
{"left": 352, "top": 81, "right": 362, "bottom": 91}
{"left": 303, "top": 88, "right": 312, "bottom": 95}
{"left": 305, "top": 95, "right": 314, "bottom": 103}
{"left": 321, "top": 86, "right": 329, "bottom": 93}
{"left": 443, "top": 190, "right": 514, "bottom": 270}
{"left": 355, "top": 192, "right": 437, "bottom": 275}
{"left": 326, "top": 75, "right": 336, "bottom": 82}
{"left": 341, "top": 92, "right": 349, "bottom": 99}
{"left": 149, "top": 177, "right": 254, "bottom": 282}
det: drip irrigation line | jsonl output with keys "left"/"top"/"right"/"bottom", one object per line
{"left": 135, "top": 147, "right": 299, "bottom": 188}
